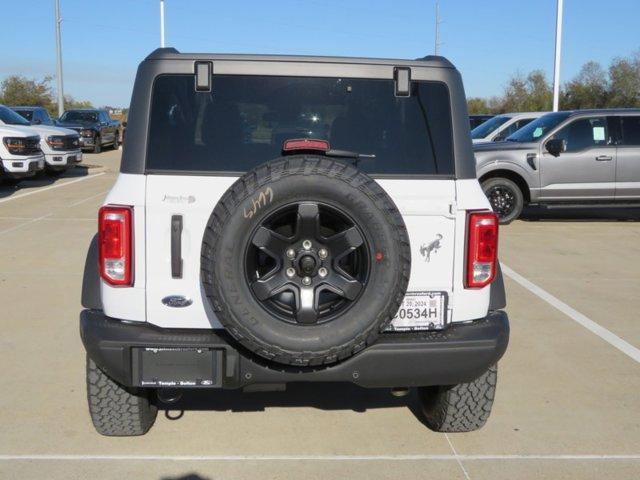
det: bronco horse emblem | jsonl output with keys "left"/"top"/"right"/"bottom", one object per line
{"left": 420, "top": 234, "right": 443, "bottom": 262}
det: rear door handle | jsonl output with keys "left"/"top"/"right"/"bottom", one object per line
{"left": 595, "top": 155, "right": 612, "bottom": 161}
{"left": 171, "top": 215, "right": 183, "bottom": 278}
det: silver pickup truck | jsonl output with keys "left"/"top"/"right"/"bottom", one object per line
{"left": 475, "top": 109, "right": 640, "bottom": 223}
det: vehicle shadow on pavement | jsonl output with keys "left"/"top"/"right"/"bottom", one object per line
{"left": 0, "top": 165, "right": 92, "bottom": 199}
{"left": 161, "top": 475, "right": 210, "bottom": 480}
{"left": 160, "top": 382, "right": 415, "bottom": 415}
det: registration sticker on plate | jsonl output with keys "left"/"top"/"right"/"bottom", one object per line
{"left": 386, "top": 291, "right": 448, "bottom": 332}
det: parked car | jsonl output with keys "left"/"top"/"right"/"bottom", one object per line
{"left": 0, "top": 105, "right": 81, "bottom": 175}
{"left": 12, "top": 106, "right": 55, "bottom": 125}
{"left": 471, "top": 112, "right": 546, "bottom": 144}
{"left": 469, "top": 114, "right": 494, "bottom": 130}
{"left": 80, "top": 48, "right": 508, "bottom": 436}
{"left": 56, "top": 108, "right": 119, "bottom": 153}
{"left": 475, "top": 109, "right": 640, "bottom": 223}
{"left": 0, "top": 124, "right": 45, "bottom": 183}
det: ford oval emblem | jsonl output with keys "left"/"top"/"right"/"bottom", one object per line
{"left": 162, "top": 295, "right": 193, "bottom": 308}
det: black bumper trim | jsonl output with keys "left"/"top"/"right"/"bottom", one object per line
{"left": 80, "top": 310, "right": 509, "bottom": 389}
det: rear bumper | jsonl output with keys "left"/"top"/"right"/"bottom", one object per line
{"left": 80, "top": 309, "right": 509, "bottom": 389}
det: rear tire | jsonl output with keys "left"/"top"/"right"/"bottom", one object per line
{"left": 112, "top": 133, "right": 119, "bottom": 150}
{"left": 86, "top": 357, "right": 157, "bottom": 436}
{"left": 418, "top": 364, "right": 497, "bottom": 432}
{"left": 93, "top": 135, "right": 102, "bottom": 154}
{"left": 202, "top": 155, "right": 411, "bottom": 367}
{"left": 481, "top": 177, "right": 524, "bottom": 224}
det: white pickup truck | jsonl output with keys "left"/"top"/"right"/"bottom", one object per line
{"left": 0, "top": 124, "right": 44, "bottom": 183}
{"left": 1, "top": 105, "right": 81, "bottom": 175}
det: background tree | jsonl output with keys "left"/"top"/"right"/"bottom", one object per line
{"left": 467, "top": 49, "right": 639, "bottom": 113}
{"left": 607, "top": 52, "right": 640, "bottom": 107}
{"left": 64, "top": 95, "right": 93, "bottom": 110}
{"left": 501, "top": 70, "right": 552, "bottom": 112}
{"left": 0, "top": 75, "right": 93, "bottom": 117}
{"left": 562, "top": 61, "right": 609, "bottom": 109}
{"left": 467, "top": 97, "right": 490, "bottom": 114}
{"left": 0, "top": 75, "right": 56, "bottom": 113}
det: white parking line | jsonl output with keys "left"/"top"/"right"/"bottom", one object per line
{"left": 0, "top": 213, "right": 53, "bottom": 236}
{"left": 0, "top": 454, "right": 638, "bottom": 461}
{"left": 0, "top": 172, "right": 105, "bottom": 204}
{"left": 445, "top": 433, "right": 471, "bottom": 479}
{"left": 502, "top": 264, "right": 640, "bottom": 364}
{"left": 68, "top": 190, "right": 109, "bottom": 207}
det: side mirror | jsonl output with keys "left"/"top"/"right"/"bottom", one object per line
{"left": 545, "top": 138, "right": 566, "bottom": 157}
{"left": 493, "top": 134, "right": 505, "bottom": 142}
{"left": 33, "top": 119, "right": 42, "bottom": 125}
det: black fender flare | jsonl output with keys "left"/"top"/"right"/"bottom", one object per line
{"left": 81, "top": 234, "right": 102, "bottom": 310}
{"left": 489, "top": 263, "right": 506, "bottom": 311}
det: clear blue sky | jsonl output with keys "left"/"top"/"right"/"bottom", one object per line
{"left": 1, "top": 0, "right": 638, "bottom": 107}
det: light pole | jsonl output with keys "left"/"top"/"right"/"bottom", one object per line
{"left": 552, "top": 0, "right": 564, "bottom": 112}
{"left": 160, "top": 0, "right": 165, "bottom": 47}
{"left": 434, "top": 1, "right": 442, "bottom": 56}
{"left": 54, "top": 0, "right": 64, "bottom": 117}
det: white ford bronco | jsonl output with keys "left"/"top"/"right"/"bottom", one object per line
{"left": 80, "top": 48, "right": 509, "bottom": 436}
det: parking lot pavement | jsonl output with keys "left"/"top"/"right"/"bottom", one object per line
{"left": 0, "top": 149, "right": 638, "bottom": 479}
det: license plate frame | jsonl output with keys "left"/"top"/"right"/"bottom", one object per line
{"left": 133, "top": 347, "right": 220, "bottom": 387}
{"left": 386, "top": 291, "right": 448, "bottom": 332}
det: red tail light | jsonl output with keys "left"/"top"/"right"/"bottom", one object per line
{"left": 98, "top": 205, "right": 133, "bottom": 286}
{"left": 282, "top": 138, "right": 330, "bottom": 153}
{"left": 465, "top": 211, "right": 498, "bottom": 288}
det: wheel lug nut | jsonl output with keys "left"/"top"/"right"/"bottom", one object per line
{"left": 302, "top": 276, "right": 312, "bottom": 286}
{"left": 286, "top": 248, "right": 296, "bottom": 259}
{"left": 286, "top": 267, "right": 296, "bottom": 278}
{"left": 318, "top": 248, "right": 328, "bottom": 259}
{"left": 302, "top": 240, "right": 312, "bottom": 250}
{"left": 318, "top": 267, "right": 328, "bottom": 278}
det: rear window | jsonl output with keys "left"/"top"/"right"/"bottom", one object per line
{"left": 147, "top": 75, "right": 454, "bottom": 176}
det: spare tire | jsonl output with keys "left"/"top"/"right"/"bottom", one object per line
{"left": 201, "top": 156, "right": 410, "bottom": 366}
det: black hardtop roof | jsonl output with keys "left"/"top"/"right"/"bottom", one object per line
{"left": 144, "top": 47, "right": 455, "bottom": 69}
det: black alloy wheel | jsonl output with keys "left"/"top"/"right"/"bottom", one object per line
{"left": 245, "top": 201, "right": 369, "bottom": 325}
{"left": 481, "top": 177, "right": 524, "bottom": 224}
{"left": 486, "top": 185, "right": 516, "bottom": 218}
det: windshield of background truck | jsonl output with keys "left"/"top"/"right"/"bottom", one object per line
{"left": 0, "top": 105, "right": 31, "bottom": 126}
{"left": 60, "top": 111, "right": 98, "bottom": 123}
{"left": 470, "top": 115, "right": 510, "bottom": 139}
{"left": 506, "top": 112, "right": 571, "bottom": 143}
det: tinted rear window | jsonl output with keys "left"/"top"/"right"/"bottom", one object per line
{"left": 147, "top": 75, "right": 454, "bottom": 175}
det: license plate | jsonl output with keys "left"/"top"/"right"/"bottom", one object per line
{"left": 386, "top": 291, "right": 448, "bottom": 331}
{"left": 136, "top": 347, "right": 216, "bottom": 387}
